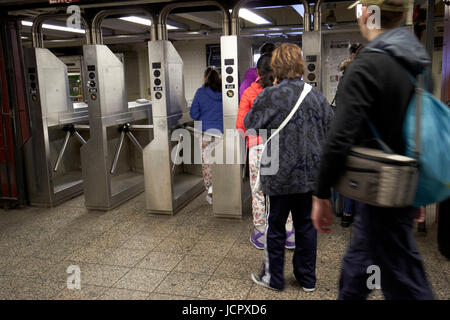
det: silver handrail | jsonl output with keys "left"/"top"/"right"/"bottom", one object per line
{"left": 31, "top": 12, "right": 92, "bottom": 48}
{"left": 91, "top": 8, "right": 157, "bottom": 44}
{"left": 157, "top": 1, "right": 230, "bottom": 40}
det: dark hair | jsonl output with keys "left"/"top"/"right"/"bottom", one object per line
{"left": 260, "top": 42, "right": 275, "bottom": 55}
{"left": 349, "top": 43, "right": 363, "bottom": 55}
{"left": 204, "top": 67, "right": 221, "bottom": 92}
{"left": 256, "top": 54, "right": 274, "bottom": 89}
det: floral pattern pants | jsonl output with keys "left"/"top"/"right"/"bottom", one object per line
{"left": 201, "top": 135, "right": 222, "bottom": 194}
{"left": 249, "top": 145, "right": 292, "bottom": 229}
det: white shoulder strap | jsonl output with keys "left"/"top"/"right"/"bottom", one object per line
{"left": 263, "top": 83, "right": 313, "bottom": 147}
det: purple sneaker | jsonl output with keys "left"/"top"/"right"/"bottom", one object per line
{"left": 250, "top": 227, "right": 265, "bottom": 250}
{"left": 285, "top": 228, "right": 295, "bottom": 250}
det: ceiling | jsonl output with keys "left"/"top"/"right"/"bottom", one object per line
{"left": 3, "top": 0, "right": 445, "bottom": 47}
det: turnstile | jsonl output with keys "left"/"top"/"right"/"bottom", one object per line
{"left": 143, "top": 40, "right": 204, "bottom": 215}
{"left": 81, "top": 44, "right": 153, "bottom": 211}
{"left": 212, "top": 35, "right": 251, "bottom": 219}
{"left": 23, "top": 48, "right": 89, "bottom": 207}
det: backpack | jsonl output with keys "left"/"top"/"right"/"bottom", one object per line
{"left": 370, "top": 48, "right": 450, "bottom": 206}
{"left": 403, "top": 74, "right": 450, "bottom": 206}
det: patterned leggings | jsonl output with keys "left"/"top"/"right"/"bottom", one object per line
{"left": 201, "top": 135, "right": 222, "bottom": 194}
{"left": 249, "top": 145, "right": 292, "bottom": 229}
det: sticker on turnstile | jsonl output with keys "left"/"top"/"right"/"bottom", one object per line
{"left": 89, "top": 88, "right": 97, "bottom": 93}
{"left": 154, "top": 87, "right": 163, "bottom": 91}
{"left": 226, "top": 90, "right": 234, "bottom": 98}
{"left": 309, "top": 82, "right": 317, "bottom": 87}
{"left": 225, "top": 84, "right": 235, "bottom": 89}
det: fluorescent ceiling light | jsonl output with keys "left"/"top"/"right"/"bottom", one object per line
{"left": 238, "top": 9, "right": 271, "bottom": 25}
{"left": 22, "top": 20, "right": 85, "bottom": 34}
{"left": 286, "top": 31, "right": 303, "bottom": 35}
{"left": 119, "top": 16, "right": 178, "bottom": 30}
{"left": 291, "top": 4, "right": 305, "bottom": 17}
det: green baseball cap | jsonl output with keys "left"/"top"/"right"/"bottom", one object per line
{"left": 348, "top": 0, "right": 410, "bottom": 12}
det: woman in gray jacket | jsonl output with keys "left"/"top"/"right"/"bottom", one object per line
{"left": 244, "top": 43, "right": 333, "bottom": 292}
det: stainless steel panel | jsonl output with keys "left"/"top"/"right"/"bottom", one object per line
{"left": 144, "top": 40, "right": 203, "bottom": 215}
{"left": 302, "top": 31, "right": 322, "bottom": 91}
{"left": 211, "top": 35, "right": 251, "bottom": 219}
{"left": 23, "top": 47, "right": 88, "bottom": 207}
{"left": 81, "top": 44, "right": 153, "bottom": 211}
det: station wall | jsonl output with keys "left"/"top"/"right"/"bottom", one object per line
{"left": 173, "top": 37, "right": 253, "bottom": 102}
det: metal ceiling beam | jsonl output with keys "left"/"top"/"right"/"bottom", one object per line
{"left": 175, "top": 12, "right": 222, "bottom": 28}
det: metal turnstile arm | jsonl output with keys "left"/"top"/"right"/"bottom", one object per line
{"left": 53, "top": 130, "right": 71, "bottom": 172}
{"left": 110, "top": 130, "right": 126, "bottom": 175}
{"left": 110, "top": 123, "right": 152, "bottom": 175}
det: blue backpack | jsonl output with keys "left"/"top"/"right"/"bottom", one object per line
{"left": 403, "top": 74, "right": 450, "bottom": 206}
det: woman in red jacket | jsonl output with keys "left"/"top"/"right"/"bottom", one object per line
{"left": 236, "top": 54, "right": 294, "bottom": 250}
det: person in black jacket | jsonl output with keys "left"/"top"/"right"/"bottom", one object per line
{"left": 312, "top": 0, "right": 434, "bottom": 299}
{"left": 245, "top": 43, "right": 333, "bottom": 292}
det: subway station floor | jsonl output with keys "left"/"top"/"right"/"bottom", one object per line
{"left": 0, "top": 192, "right": 449, "bottom": 300}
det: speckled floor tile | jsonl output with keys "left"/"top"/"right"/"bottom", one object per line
{"left": 81, "top": 264, "right": 130, "bottom": 287}
{"left": 214, "top": 257, "right": 262, "bottom": 279}
{"left": 52, "top": 285, "right": 108, "bottom": 300}
{"left": 138, "top": 224, "right": 177, "bottom": 238}
{"left": 174, "top": 254, "right": 224, "bottom": 275}
{"left": 88, "top": 230, "right": 132, "bottom": 249}
{"left": 153, "top": 236, "right": 200, "bottom": 254}
{"left": 198, "top": 276, "right": 253, "bottom": 300}
{"left": 100, "top": 247, "right": 150, "bottom": 267}
{"left": 65, "top": 245, "right": 112, "bottom": 264}
{"left": 113, "top": 268, "right": 168, "bottom": 292}
{"left": 154, "top": 271, "right": 211, "bottom": 297}
{"left": 12, "top": 276, "right": 67, "bottom": 300}
{"left": 171, "top": 225, "right": 209, "bottom": 239}
{"left": 227, "top": 241, "right": 264, "bottom": 261}
{"left": 31, "top": 241, "right": 82, "bottom": 262}
{"left": 135, "top": 251, "right": 184, "bottom": 272}
{"left": 148, "top": 293, "right": 197, "bottom": 300}
{"left": 190, "top": 240, "right": 234, "bottom": 257}
{"left": 247, "top": 282, "right": 300, "bottom": 300}
{"left": 121, "top": 234, "right": 166, "bottom": 251}
{"left": 1, "top": 256, "right": 54, "bottom": 278}
{"left": 98, "top": 288, "right": 150, "bottom": 300}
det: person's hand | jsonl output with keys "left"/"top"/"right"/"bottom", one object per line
{"left": 414, "top": 206, "right": 426, "bottom": 223}
{"left": 311, "top": 196, "right": 334, "bottom": 234}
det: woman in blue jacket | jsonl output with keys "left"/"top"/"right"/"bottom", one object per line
{"left": 190, "top": 67, "right": 223, "bottom": 205}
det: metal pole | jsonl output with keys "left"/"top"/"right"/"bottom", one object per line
{"left": 442, "top": 1, "right": 450, "bottom": 106}
{"left": 110, "top": 130, "right": 126, "bottom": 175}
{"left": 53, "top": 131, "right": 71, "bottom": 172}
{"left": 74, "top": 131, "right": 87, "bottom": 145}
{"left": 126, "top": 131, "right": 143, "bottom": 154}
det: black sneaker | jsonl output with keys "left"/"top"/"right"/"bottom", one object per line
{"left": 341, "top": 213, "right": 353, "bottom": 228}
{"left": 251, "top": 273, "right": 280, "bottom": 291}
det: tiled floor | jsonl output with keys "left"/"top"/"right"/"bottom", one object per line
{"left": 0, "top": 192, "right": 448, "bottom": 300}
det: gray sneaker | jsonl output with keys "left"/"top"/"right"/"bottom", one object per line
{"left": 251, "top": 273, "right": 280, "bottom": 291}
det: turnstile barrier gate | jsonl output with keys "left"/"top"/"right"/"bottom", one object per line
{"left": 144, "top": 40, "right": 204, "bottom": 215}
{"left": 81, "top": 44, "right": 153, "bottom": 211}
{"left": 24, "top": 47, "right": 89, "bottom": 207}
{"left": 211, "top": 35, "right": 251, "bottom": 219}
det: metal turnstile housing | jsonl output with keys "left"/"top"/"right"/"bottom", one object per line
{"left": 212, "top": 35, "right": 251, "bottom": 219}
{"left": 144, "top": 40, "right": 204, "bottom": 215}
{"left": 82, "top": 44, "right": 152, "bottom": 211}
{"left": 23, "top": 48, "right": 89, "bottom": 207}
